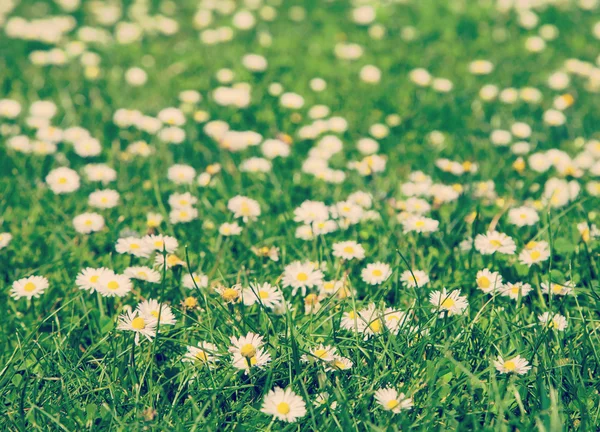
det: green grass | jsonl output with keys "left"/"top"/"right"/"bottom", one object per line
{"left": 1, "top": 0, "right": 600, "bottom": 430}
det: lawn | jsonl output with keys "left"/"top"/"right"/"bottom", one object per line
{"left": 1, "top": 0, "right": 600, "bottom": 430}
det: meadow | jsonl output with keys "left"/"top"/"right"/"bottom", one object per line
{"left": 1, "top": 0, "right": 600, "bottom": 430}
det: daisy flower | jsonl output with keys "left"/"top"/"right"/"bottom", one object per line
{"left": 475, "top": 269, "right": 503, "bottom": 294}
{"left": 143, "top": 234, "right": 179, "bottom": 253}
{"left": 215, "top": 284, "right": 242, "bottom": 303}
{"left": 474, "top": 231, "right": 517, "bottom": 255}
{"left": 499, "top": 282, "right": 533, "bottom": 300}
{"left": 116, "top": 237, "right": 153, "bottom": 258}
{"left": 374, "top": 387, "right": 414, "bottom": 413}
{"left": 400, "top": 270, "right": 429, "bottom": 288}
{"left": 541, "top": 281, "right": 574, "bottom": 296}
{"left": 227, "top": 195, "right": 261, "bottom": 222}
{"left": 304, "top": 293, "right": 322, "bottom": 315}
{"left": 76, "top": 267, "right": 110, "bottom": 292}
{"left": 261, "top": 387, "right": 306, "bottom": 423}
{"left": 229, "top": 332, "right": 265, "bottom": 359}
{"left": 282, "top": 261, "right": 324, "bottom": 296}
{"left": 518, "top": 244, "right": 550, "bottom": 267}
{"left": 0, "top": 232, "right": 13, "bottom": 249}
{"left": 429, "top": 289, "right": 468, "bottom": 316}
{"left": 507, "top": 206, "right": 540, "bottom": 227}
{"left": 45, "top": 167, "right": 80, "bottom": 194}
{"left": 124, "top": 266, "right": 161, "bottom": 283}
{"left": 293, "top": 200, "right": 329, "bottom": 224}
{"left": 382, "top": 308, "right": 409, "bottom": 334}
{"left": 332, "top": 240, "right": 365, "bottom": 260}
{"left": 219, "top": 222, "right": 242, "bottom": 236}
{"left": 301, "top": 344, "right": 337, "bottom": 363}
{"left": 10, "top": 275, "right": 49, "bottom": 299}
{"left": 117, "top": 310, "right": 157, "bottom": 345}
{"left": 232, "top": 348, "right": 272, "bottom": 373}
{"left": 136, "top": 299, "right": 177, "bottom": 325}
{"left": 325, "top": 355, "right": 354, "bottom": 372}
{"left": 154, "top": 254, "right": 185, "bottom": 269}
{"left": 73, "top": 212, "right": 105, "bottom": 234}
{"left": 242, "top": 282, "right": 284, "bottom": 309}
{"left": 96, "top": 272, "right": 132, "bottom": 297}
{"left": 538, "top": 312, "right": 568, "bottom": 331}
{"left": 361, "top": 262, "right": 392, "bottom": 285}
{"left": 183, "top": 341, "right": 220, "bottom": 367}
{"left": 494, "top": 355, "right": 531, "bottom": 375}
{"left": 401, "top": 215, "right": 439, "bottom": 233}
{"left": 182, "top": 272, "right": 209, "bottom": 289}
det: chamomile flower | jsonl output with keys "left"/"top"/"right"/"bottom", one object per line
{"left": 117, "top": 310, "right": 157, "bottom": 345}
{"left": 475, "top": 269, "right": 503, "bottom": 294}
{"left": 325, "top": 355, "right": 354, "bottom": 372}
{"left": 10, "top": 275, "right": 49, "bottom": 299}
{"left": 124, "top": 266, "right": 161, "bottom": 283}
{"left": 261, "top": 387, "right": 306, "bottom": 423}
{"left": 229, "top": 332, "right": 265, "bottom": 358}
{"left": 215, "top": 284, "right": 242, "bottom": 303}
{"left": 494, "top": 355, "right": 531, "bottom": 375}
{"left": 429, "top": 289, "right": 468, "bottom": 316}
{"left": 400, "top": 270, "right": 429, "bottom": 288}
{"left": 332, "top": 240, "right": 365, "bottom": 260}
{"left": 154, "top": 254, "right": 185, "bottom": 269}
{"left": 282, "top": 261, "right": 324, "bottom": 296}
{"left": 374, "top": 387, "right": 413, "bottom": 413}
{"left": 88, "top": 189, "right": 119, "bottom": 209}
{"left": 361, "top": 262, "right": 392, "bottom": 285}
{"left": 538, "top": 312, "right": 568, "bottom": 331}
{"left": 242, "top": 282, "right": 283, "bottom": 309}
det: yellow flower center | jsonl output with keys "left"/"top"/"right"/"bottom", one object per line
{"left": 166, "top": 255, "right": 181, "bottom": 267}
{"left": 240, "top": 202, "right": 251, "bottom": 216}
{"left": 441, "top": 298, "right": 455, "bottom": 308}
{"left": 131, "top": 317, "right": 145, "bottom": 330}
{"left": 415, "top": 220, "right": 425, "bottom": 228}
{"left": 510, "top": 287, "right": 520, "bottom": 295}
{"left": 107, "top": 281, "right": 119, "bottom": 290}
{"left": 240, "top": 344, "right": 256, "bottom": 358}
{"left": 304, "top": 294, "right": 318, "bottom": 305}
{"left": 195, "top": 351, "right": 208, "bottom": 362}
{"left": 314, "top": 349, "right": 328, "bottom": 359}
{"left": 90, "top": 275, "right": 99, "bottom": 283}
{"left": 504, "top": 360, "right": 516, "bottom": 371}
{"left": 258, "top": 290, "right": 269, "bottom": 299}
{"left": 490, "top": 239, "right": 502, "bottom": 247}
{"left": 184, "top": 297, "right": 198, "bottom": 307}
{"left": 369, "top": 319, "right": 382, "bottom": 333}
{"left": 150, "top": 310, "right": 159, "bottom": 318}
{"left": 551, "top": 285, "right": 563, "bottom": 294}
{"left": 386, "top": 399, "right": 400, "bottom": 410}
{"left": 24, "top": 282, "right": 36, "bottom": 292}
{"left": 222, "top": 288, "right": 239, "bottom": 301}
{"left": 58, "top": 177, "right": 67, "bottom": 184}
{"left": 343, "top": 246, "right": 354, "bottom": 254}
{"left": 296, "top": 272, "right": 308, "bottom": 282}
{"left": 372, "top": 269, "right": 383, "bottom": 277}
{"left": 276, "top": 402, "right": 290, "bottom": 415}
{"left": 130, "top": 243, "right": 140, "bottom": 249}
{"left": 477, "top": 276, "right": 490, "bottom": 288}
{"left": 530, "top": 250, "right": 541, "bottom": 260}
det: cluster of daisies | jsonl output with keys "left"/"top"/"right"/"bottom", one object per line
{"left": 2, "top": 0, "right": 600, "bottom": 426}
